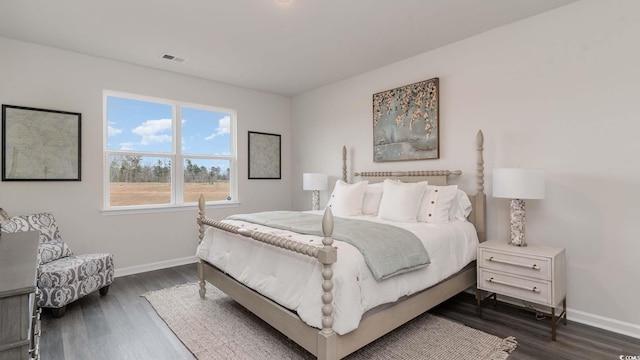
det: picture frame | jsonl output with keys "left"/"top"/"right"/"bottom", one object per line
{"left": 2, "top": 105, "right": 81, "bottom": 181}
{"left": 372, "top": 77, "right": 439, "bottom": 162}
{"left": 248, "top": 131, "right": 281, "bottom": 180}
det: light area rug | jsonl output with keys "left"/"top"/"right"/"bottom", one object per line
{"left": 143, "top": 282, "right": 517, "bottom": 360}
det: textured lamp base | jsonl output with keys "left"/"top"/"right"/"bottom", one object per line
{"left": 509, "top": 199, "right": 527, "bottom": 246}
{"left": 311, "top": 190, "right": 320, "bottom": 211}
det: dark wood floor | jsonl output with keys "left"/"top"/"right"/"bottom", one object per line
{"left": 41, "top": 263, "right": 640, "bottom": 359}
{"left": 40, "top": 264, "right": 196, "bottom": 360}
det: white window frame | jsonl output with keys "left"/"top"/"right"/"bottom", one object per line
{"left": 102, "top": 90, "right": 238, "bottom": 213}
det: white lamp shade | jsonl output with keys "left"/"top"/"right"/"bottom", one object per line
{"left": 303, "top": 173, "right": 328, "bottom": 191}
{"left": 493, "top": 168, "right": 545, "bottom": 200}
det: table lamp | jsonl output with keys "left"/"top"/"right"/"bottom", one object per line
{"left": 303, "top": 173, "right": 328, "bottom": 210}
{"left": 493, "top": 168, "right": 545, "bottom": 246}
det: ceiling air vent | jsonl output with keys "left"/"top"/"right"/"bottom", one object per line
{"left": 161, "top": 54, "right": 186, "bottom": 63}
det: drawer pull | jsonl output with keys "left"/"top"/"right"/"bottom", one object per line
{"left": 487, "top": 277, "right": 541, "bottom": 293}
{"left": 488, "top": 256, "right": 540, "bottom": 270}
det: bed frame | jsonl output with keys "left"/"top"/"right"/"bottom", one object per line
{"left": 197, "top": 130, "right": 486, "bottom": 360}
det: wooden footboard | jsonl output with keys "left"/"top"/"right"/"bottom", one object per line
{"left": 196, "top": 255, "right": 476, "bottom": 359}
{"left": 197, "top": 195, "right": 339, "bottom": 359}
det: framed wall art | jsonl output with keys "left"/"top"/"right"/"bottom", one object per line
{"left": 372, "top": 77, "right": 439, "bottom": 162}
{"left": 2, "top": 105, "right": 81, "bottom": 181}
{"left": 248, "top": 131, "right": 281, "bottom": 179}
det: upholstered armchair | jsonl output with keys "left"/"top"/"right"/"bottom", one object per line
{"left": 1, "top": 213, "right": 114, "bottom": 317}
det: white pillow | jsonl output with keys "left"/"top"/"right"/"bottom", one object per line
{"left": 362, "top": 182, "right": 384, "bottom": 216}
{"left": 417, "top": 185, "right": 459, "bottom": 223}
{"left": 377, "top": 179, "right": 427, "bottom": 222}
{"left": 326, "top": 180, "right": 368, "bottom": 216}
{"left": 449, "top": 189, "right": 473, "bottom": 221}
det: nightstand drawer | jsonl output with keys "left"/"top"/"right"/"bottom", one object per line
{"left": 479, "top": 248, "right": 551, "bottom": 281}
{"left": 478, "top": 269, "right": 551, "bottom": 305}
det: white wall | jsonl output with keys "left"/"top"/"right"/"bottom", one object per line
{"left": 292, "top": 0, "right": 640, "bottom": 337}
{"left": 0, "top": 37, "right": 291, "bottom": 274}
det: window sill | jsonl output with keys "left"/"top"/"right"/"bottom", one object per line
{"left": 101, "top": 202, "right": 241, "bottom": 216}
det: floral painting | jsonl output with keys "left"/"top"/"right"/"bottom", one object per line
{"left": 373, "top": 78, "right": 439, "bottom": 161}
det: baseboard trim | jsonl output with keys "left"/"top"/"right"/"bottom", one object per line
{"left": 114, "top": 256, "right": 198, "bottom": 278}
{"left": 491, "top": 293, "right": 640, "bottom": 340}
{"left": 568, "top": 308, "right": 640, "bottom": 340}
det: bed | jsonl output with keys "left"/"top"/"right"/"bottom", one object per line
{"left": 196, "top": 130, "right": 487, "bottom": 360}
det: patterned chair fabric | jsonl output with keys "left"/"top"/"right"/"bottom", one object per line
{"left": 38, "top": 253, "right": 114, "bottom": 308}
{"left": 3, "top": 213, "right": 62, "bottom": 242}
{"left": 1, "top": 212, "right": 114, "bottom": 309}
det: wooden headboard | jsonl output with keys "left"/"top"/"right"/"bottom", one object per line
{"left": 342, "top": 130, "right": 486, "bottom": 242}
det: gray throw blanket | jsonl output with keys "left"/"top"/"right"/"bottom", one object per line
{"left": 228, "top": 211, "right": 430, "bottom": 280}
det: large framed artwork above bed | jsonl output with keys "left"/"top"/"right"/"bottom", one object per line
{"left": 372, "top": 77, "right": 439, "bottom": 162}
{"left": 196, "top": 130, "right": 486, "bottom": 360}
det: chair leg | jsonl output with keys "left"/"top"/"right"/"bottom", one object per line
{"left": 51, "top": 305, "right": 67, "bottom": 318}
{"left": 99, "top": 285, "right": 110, "bottom": 296}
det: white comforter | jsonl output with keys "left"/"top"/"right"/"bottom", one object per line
{"left": 196, "top": 211, "right": 478, "bottom": 335}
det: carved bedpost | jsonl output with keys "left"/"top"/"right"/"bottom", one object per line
{"left": 342, "top": 146, "right": 347, "bottom": 183}
{"left": 198, "top": 194, "right": 206, "bottom": 244}
{"left": 317, "top": 207, "right": 337, "bottom": 360}
{"left": 198, "top": 194, "right": 207, "bottom": 299}
{"left": 475, "top": 130, "right": 487, "bottom": 242}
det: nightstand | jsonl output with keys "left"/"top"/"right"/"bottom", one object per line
{"left": 476, "top": 239, "right": 567, "bottom": 340}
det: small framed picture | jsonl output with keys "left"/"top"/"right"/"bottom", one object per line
{"left": 248, "top": 131, "right": 281, "bottom": 179}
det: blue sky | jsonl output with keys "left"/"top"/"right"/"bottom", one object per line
{"left": 107, "top": 96, "right": 231, "bottom": 154}
{"left": 107, "top": 96, "right": 232, "bottom": 171}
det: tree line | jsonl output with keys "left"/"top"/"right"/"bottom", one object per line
{"left": 109, "top": 156, "right": 229, "bottom": 183}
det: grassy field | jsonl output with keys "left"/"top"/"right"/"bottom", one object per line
{"left": 109, "top": 182, "right": 230, "bottom": 206}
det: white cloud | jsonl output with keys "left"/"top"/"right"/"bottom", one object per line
{"left": 205, "top": 116, "right": 231, "bottom": 140}
{"left": 119, "top": 142, "right": 135, "bottom": 151}
{"left": 132, "top": 119, "right": 172, "bottom": 145}
{"left": 140, "top": 134, "right": 172, "bottom": 144}
{"left": 108, "top": 121, "right": 122, "bottom": 137}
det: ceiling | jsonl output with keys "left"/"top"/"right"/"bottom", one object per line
{"left": 0, "top": 0, "right": 578, "bottom": 96}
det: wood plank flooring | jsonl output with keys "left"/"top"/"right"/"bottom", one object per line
{"left": 40, "top": 264, "right": 196, "bottom": 360}
{"left": 40, "top": 263, "right": 640, "bottom": 359}
{"left": 431, "top": 295, "right": 640, "bottom": 360}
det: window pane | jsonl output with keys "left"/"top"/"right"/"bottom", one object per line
{"left": 107, "top": 96, "right": 173, "bottom": 152}
{"left": 183, "top": 158, "right": 231, "bottom": 203}
{"left": 181, "top": 107, "right": 231, "bottom": 156}
{"left": 104, "top": 91, "right": 237, "bottom": 209}
{"left": 109, "top": 155, "right": 172, "bottom": 206}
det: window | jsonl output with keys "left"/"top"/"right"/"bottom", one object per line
{"left": 104, "top": 91, "right": 236, "bottom": 210}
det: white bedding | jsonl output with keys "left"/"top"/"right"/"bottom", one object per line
{"left": 196, "top": 211, "right": 479, "bottom": 335}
